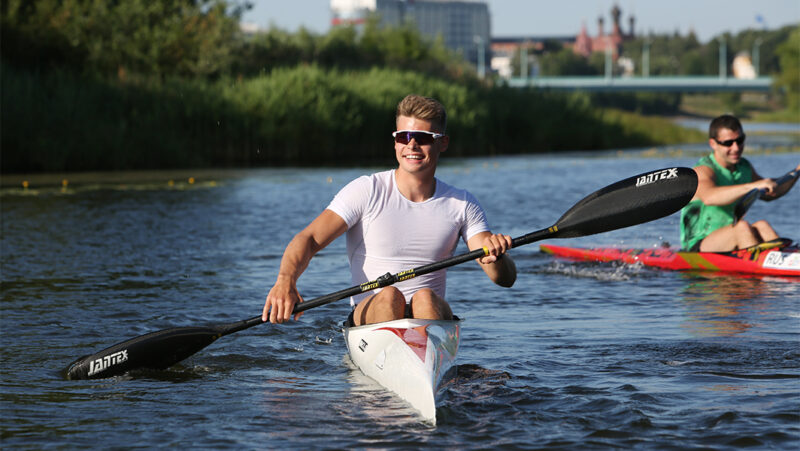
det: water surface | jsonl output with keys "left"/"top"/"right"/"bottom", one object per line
{"left": 2, "top": 143, "right": 799, "bottom": 449}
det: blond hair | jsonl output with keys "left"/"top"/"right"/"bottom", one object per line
{"left": 396, "top": 94, "right": 447, "bottom": 133}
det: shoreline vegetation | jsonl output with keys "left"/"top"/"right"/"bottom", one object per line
{"left": 1, "top": 61, "right": 709, "bottom": 174}
{"left": 1, "top": 2, "right": 796, "bottom": 175}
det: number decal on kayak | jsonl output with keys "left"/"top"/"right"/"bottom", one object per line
{"left": 763, "top": 251, "right": 800, "bottom": 270}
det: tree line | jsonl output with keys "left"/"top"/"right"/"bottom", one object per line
{"left": 508, "top": 26, "right": 798, "bottom": 111}
{"left": 511, "top": 26, "right": 795, "bottom": 78}
{"left": 6, "top": 1, "right": 767, "bottom": 173}
{"left": 1, "top": 0, "right": 472, "bottom": 81}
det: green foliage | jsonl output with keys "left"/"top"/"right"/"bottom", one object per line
{"left": 229, "top": 16, "right": 470, "bottom": 81}
{"left": 1, "top": 61, "right": 703, "bottom": 173}
{"left": 774, "top": 27, "right": 800, "bottom": 112}
{"left": 1, "top": 0, "right": 243, "bottom": 77}
{"left": 621, "top": 32, "right": 706, "bottom": 76}
{"left": 589, "top": 92, "right": 683, "bottom": 115}
{"left": 723, "top": 26, "right": 795, "bottom": 75}
{"left": 536, "top": 48, "right": 599, "bottom": 76}
{"left": 597, "top": 109, "right": 706, "bottom": 147}
{"left": 621, "top": 26, "right": 796, "bottom": 77}
{"left": 0, "top": 0, "right": 766, "bottom": 174}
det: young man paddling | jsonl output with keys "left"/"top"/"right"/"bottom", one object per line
{"left": 680, "top": 114, "right": 800, "bottom": 252}
{"left": 263, "top": 94, "right": 516, "bottom": 325}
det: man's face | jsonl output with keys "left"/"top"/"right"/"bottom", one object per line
{"left": 394, "top": 115, "right": 449, "bottom": 175}
{"left": 710, "top": 127, "right": 745, "bottom": 169}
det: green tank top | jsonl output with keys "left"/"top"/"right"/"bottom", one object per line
{"left": 680, "top": 154, "right": 753, "bottom": 250}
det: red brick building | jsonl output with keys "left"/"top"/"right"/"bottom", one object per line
{"left": 573, "top": 4, "right": 635, "bottom": 60}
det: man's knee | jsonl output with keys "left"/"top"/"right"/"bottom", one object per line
{"left": 732, "top": 220, "right": 760, "bottom": 240}
{"left": 752, "top": 220, "right": 772, "bottom": 230}
{"left": 410, "top": 289, "right": 452, "bottom": 320}
{"left": 374, "top": 287, "right": 406, "bottom": 318}
{"left": 379, "top": 286, "right": 406, "bottom": 306}
{"left": 732, "top": 219, "right": 752, "bottom": 231}
{"left": 411, "top": 288, "right": 437, "bottom": 303}
{"left": 355, "top": 288, "right": 406, "bottom": 325}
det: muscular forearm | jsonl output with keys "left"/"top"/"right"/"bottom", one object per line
{"left": 698, "top": 180, "right": 772, "bottom": 206}
{"left": 482, "top": 255, "right": 517, "bottom": 288}
{"left": 469, "top": 231, "right": 517, "bottom": 288}
{"left": 276, "top": 231, "right": 322, "bottom": 283}
{"left": 263, "top": 231, "right": 321, "bottom": 323}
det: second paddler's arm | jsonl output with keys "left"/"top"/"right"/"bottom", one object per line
{"left": 467, "top": 231, "right": 517, "bottom": 288}
{"left": 693, "top": 165, "right": 777, "bottom": 206}
{"left": 263, "top": 209, "right": 348, "bottom": 323}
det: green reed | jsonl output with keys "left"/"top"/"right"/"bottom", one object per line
{"left": 1, "top": 62, "right": 704, "bottom": 173}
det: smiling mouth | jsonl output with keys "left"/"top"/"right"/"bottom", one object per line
{"left": 404, "top": 154, "right": 423, "bottom": 160}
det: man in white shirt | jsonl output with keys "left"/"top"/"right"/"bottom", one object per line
{"left": 262, "top": 94, "right": 517, "bottom": 326}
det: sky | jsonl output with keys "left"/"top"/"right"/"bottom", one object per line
{"left": 241, "top": 0, "right": 799, "bottom": 43}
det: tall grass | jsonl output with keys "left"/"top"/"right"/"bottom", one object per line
{"left": 1, "top": 62, "right": 705, "bottom": 173}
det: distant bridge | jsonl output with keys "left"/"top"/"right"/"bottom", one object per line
{"left": 506, "top": 76, "right": 773, "bottom": 92}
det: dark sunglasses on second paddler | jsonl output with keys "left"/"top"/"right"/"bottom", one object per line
{"left": 714, "top": 133, "right": 746, "bottom": 147}
{"left": 392, "top": 130, "right": 445, "bottom": 145}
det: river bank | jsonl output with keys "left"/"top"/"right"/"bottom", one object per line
{"left": 3, "top": 136, "right": 798, "bottom": 191}
{"left": 7, "top": 64, "right": 796, "bottom": 178}
{"left": 679, "top": 93, "right": 800, "bottom": 123}
{"left": 1, "top": 62, "right": 707, "bottom": 174}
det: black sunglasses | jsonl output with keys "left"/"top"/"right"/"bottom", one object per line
{"left": 714, "top": 133, "right": 746, "bottom": 147}
{"left": 392, "top": 130, "right": 444, "bottom": 145}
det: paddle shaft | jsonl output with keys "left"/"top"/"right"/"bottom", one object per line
{"left": 226, "top": 228, "right": 553, "bottom": 334}
{"left": 734, "top": 169, "right": 800, "bottom": 222}
{"left": 64, "top": 166, "right": 698, "bottom": 379}
{"left": 227, "top": 167, "right": 699, "bottom": 333}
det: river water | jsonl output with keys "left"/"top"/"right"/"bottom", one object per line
{"left": 2, "top": 133, "right": 799, "bottom": 449}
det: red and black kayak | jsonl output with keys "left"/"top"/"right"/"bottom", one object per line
{"left": 540, "top": 239, "right": 800, "bottom": 277}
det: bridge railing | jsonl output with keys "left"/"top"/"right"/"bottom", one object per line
{"left": 506, "top": 76, "right": 773, "bottom": 92}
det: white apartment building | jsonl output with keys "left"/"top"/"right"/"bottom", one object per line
{"left": 331, "top": 0, "right": 490, "bottom": 67}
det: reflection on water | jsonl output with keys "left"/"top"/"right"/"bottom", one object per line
{"left": 679, "top": 274, "right": 770, "bottom": 337}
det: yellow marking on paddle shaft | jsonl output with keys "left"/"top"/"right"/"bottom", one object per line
{"left": 549, "top": 225, "right": 558, "bottom": 233}
{"left": 360, "top": 245, "right": 496, "bottom": 293}
{"left": 360, "top": 269, "right": 418, "bottom": 292}
{"left": 359, "top": 281, "right": 380, "bottom": 292}
{"left": 397, "top": 269, "right": 416, "bottom": 281}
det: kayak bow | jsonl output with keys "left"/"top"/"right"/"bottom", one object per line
{"left": 343, "top": 318, "right": 460, "bottom": 423}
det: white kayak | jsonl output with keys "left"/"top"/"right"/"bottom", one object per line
{"left": 343, "top": 318, "right": 460, "bottom": 423}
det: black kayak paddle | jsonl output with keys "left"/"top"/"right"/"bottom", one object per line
{"left": 63, "top": 166, "right": 698, "bottom": 380}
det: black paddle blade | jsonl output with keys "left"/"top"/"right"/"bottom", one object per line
{"left": 552, "top": 167, "right": 697, "bottom": 238}
{"left": 63, "top": 326, "right": 224, "bottom": 380}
